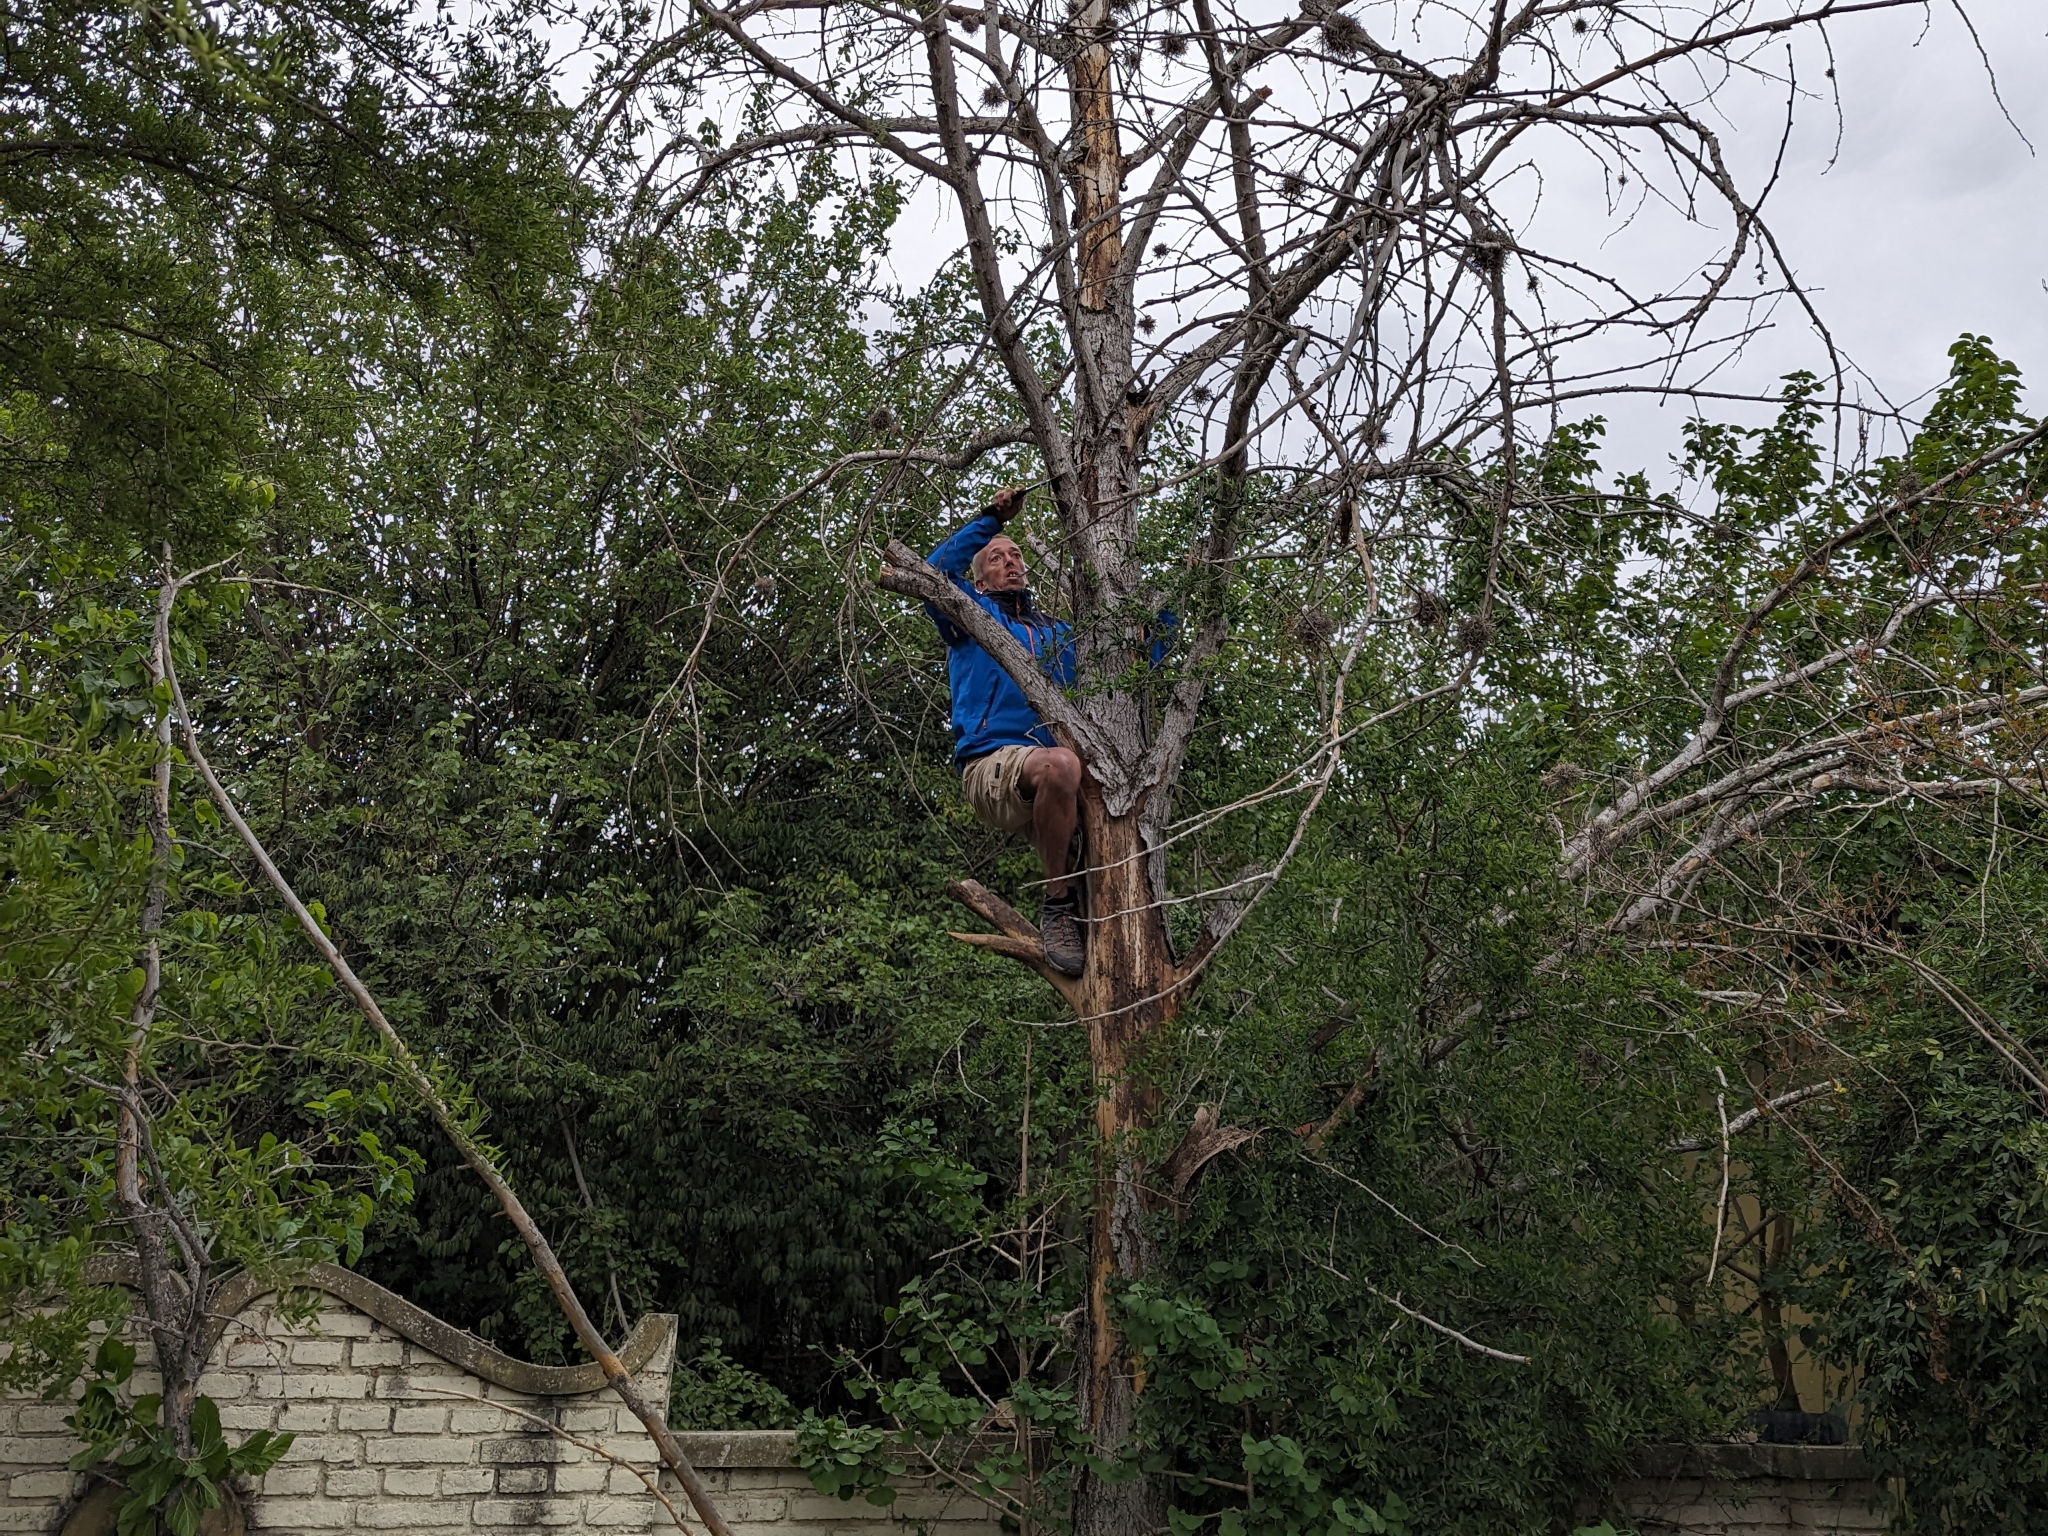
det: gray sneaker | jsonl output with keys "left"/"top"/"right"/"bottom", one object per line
{"left": 1039, "top": 898, "right": 1085, "bottom": 978}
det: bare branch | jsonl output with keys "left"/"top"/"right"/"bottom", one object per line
{"left": 1311, "top": 1255, "right": 1531, "bottom": 1365}
{"left": 944, "top": 879, "right": 1087, "bottom": 1009}
{"left": 1156, "top": 1104, "right": 1257, "bottom": 1202}
{"left": 1669, "top": 1081, "right": 1843, "bottom": 1154}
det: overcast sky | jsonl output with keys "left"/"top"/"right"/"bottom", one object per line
{"left": 1596, "top": 0, "right": 2048, "bottom": 470}
{"left": 865, "top": 2, "right": 2047, "bottom": 483}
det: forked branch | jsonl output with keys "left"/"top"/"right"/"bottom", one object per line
{"left": 944, "top": 879, "right": 1085, "bottom": 1010}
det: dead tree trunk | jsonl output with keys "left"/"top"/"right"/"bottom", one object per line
{"left": 925, "top": 758, "right": 1260, "bottom": 1536}
{"left": 662, "top": 0, "right": 1925, "bottom": 1527}
{"left": 944, "top": 795, "right": 1189, "bottom": 1536}
{"left": 1070, "top": 793, "right": 1170, "bottom": 1536}
{"left": 109, "top": 564, "right": 216, "bottom": 1459}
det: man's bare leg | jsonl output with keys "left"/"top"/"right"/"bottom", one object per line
{"left": 1018, "top": 747, "right": 1082, "bottom": 899}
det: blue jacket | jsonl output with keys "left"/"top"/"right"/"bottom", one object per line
{"left": 925, "top": 514, "right": 1075, "bottom": 766}
{"left": 924, "top": 513, "right": 1177, "bottom": 767}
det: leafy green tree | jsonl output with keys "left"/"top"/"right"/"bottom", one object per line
{"left": 1, "top": 0, "right": 594, "bottom": 1523}
{"left": 162, "top": 141, "right": 1033, "bottom": 1397}
{"left": 0, "top": 553, "right": 421, "bottom": 1529}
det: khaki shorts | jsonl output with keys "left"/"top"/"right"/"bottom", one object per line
{"left": 961, "top": 744, "right": 1039, "bottom": 834}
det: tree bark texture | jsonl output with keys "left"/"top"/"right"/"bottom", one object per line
{"left": 113, "top": 566, "right": 214, "bottom": 1459}
{"left": 1070, "top": 797, "right": 1170, "bottom": 1533}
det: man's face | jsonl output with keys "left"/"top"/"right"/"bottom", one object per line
{"left": 975, "top": 536, "right": 1027, "bottom": 592}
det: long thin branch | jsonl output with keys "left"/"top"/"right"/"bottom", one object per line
{"left": 420, "top": 1386, "right": 690, "bottom": 1532}
{"left": 687, "top": 1, "right": 955, "bottom": 182}
{"left": 156, "top": 571, "right": 733, "bottom": 1536}
{"left": 115, "top": 554, "right": 210, "bottom": 1453}
{"left": 1669, "top": 1080, "right": 1842, "bottom": 1154}
{"left": 917, "top": 9, "right": 1078, "bottom": 482}
{"left": 1310, "top": 1255, "right": 1529, "bottom": 1365}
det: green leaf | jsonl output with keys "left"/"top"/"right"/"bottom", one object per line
{"left": 189, "top": 1396, "right": 224, "bottom": 1458}
{"left": 94, "top": 1337, "right": 137, "bottom": 1383}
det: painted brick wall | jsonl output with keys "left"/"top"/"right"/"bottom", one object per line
{"left": 2, "top": 1271, "right": 1887, "bottom": 1535}
{"left": 0, "top": 1272, "right": 1012, "bottom": 1536}
{"left": 668, "top": 1436, "right": 1006, "bottom": 1536}
{"left": 0, "top": 1268, "right": 688, "bottom": 1533}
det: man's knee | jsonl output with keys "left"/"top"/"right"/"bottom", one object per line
{"left": 1030, "top": 747, "right": 1082, "bottom": 800}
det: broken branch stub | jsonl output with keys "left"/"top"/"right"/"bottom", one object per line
{"left": 945, "top": 879, "right": 1086, "bottom": 1008}
{"left": 1156, "top": 1104, "right": 1257, "bottom": 1206}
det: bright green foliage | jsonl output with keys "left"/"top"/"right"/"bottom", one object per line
{"left": 0, "top": 580, "right": 422, "bottom": 1394}
{"left": 65, "top": 1338, "right": 294, "bottom": 1536}
{"left": 669, "top": 1338, "right": 799, "bottom": 1431}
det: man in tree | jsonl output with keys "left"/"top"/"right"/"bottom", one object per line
{"left": 923, "top": 484, "right": 1087, "bottom": 977}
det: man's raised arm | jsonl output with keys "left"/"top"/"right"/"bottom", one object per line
{"left": 920, "top": 486, "right": 1031, "bottom": 640}
{"left": 927, "top": 483, "right": 1030, "bottom": 576}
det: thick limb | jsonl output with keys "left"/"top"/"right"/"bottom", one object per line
{"left": 1020, "top": 746, "right": 1081, "bottom": 899}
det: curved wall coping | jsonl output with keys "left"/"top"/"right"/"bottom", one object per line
{"left": 84, "top": 1258, "right": 674, "bottom": 1396}
{"left": 1627, "top": 1443, "right": 1871, "bottom": 1481}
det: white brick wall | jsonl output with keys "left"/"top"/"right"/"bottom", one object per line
{"left": 670, "top": 1462, "right": 1002, "bottom": 1536}
{"left": 1, "top": 1274, "right": 1883, "bottom": 1536}
{"left": 0, "top": 1278, "right": 692, "bottom": 1534}
{"left": 0, "top": 1277, "right": 1011, "bottom": 1536}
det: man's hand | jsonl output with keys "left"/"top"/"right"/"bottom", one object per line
{"left": 988, "top": 484, "right": 1029, "bottom": 522}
